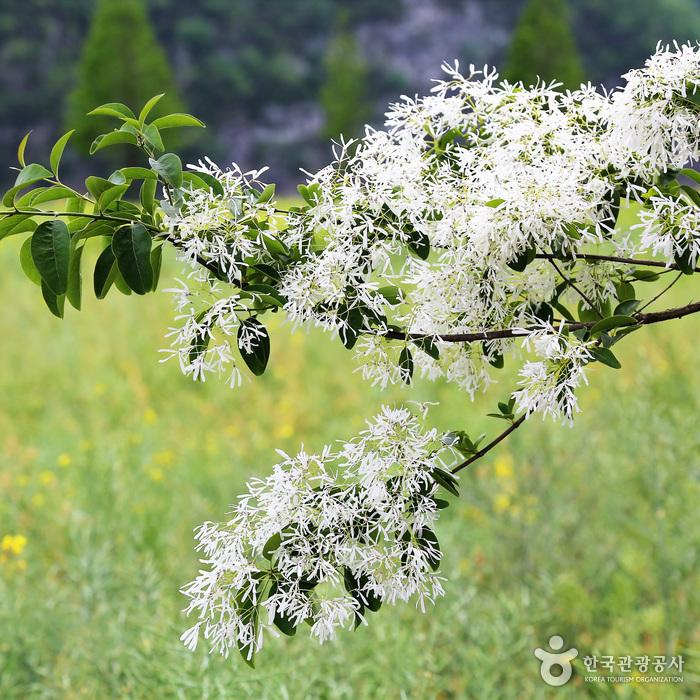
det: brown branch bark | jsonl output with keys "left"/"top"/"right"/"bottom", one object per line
{"left": 384, "top": 300, "right": 700, "bottom": 343}
{"left": 535, "top": 252, "right": 700, "bottom": 272}
{"left": 451, "top": 414, "right": 527, "bottom": 474}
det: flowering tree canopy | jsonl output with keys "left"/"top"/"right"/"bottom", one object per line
{"left": 3, "top": 43, "right": 700, "bottom": 666}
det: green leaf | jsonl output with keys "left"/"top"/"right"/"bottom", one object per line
{"left": 111, "top": 223, "right": 153, "bottom": 295}
{"left": 19, "top": 237, "right": 41, "bottom": 285}
{"left": 188, "top": 309, "right": 211, "bottom": 367}
{"left": 29, "top": 186, "right": 77, "bottom": 206}
{"left": 85, "top": 176, "right": 113, "bottom": 201}
{"left": 614, "top": 299, "right": 640, "bottom": 316}
{"left": 577, "top": 302, "right": 600, "bottom": 323}
{"left": 0, "top": 214, "right": 36, "bottom": 241}
{"left": 49, "top": 130, "right": 74, "bottom": 176}
{"left": 3, "top": 163, "right": 53, "bottom": 206}
{"left": 507, "top": 245, "right": 536, "bottom": 272}
{"left": 14, "top": 163, "right": 52, "bottom": 187}
{"left": 138, "top": 93, "right": 165, "bottom": 124}
{"left": 399, "top": 346, "right": 414, "bottom": 384}
{"left": 342, "top": 568, "right": 381, "bottom": 621}
{"left": 116, "top": 167, "right": 157, "bottom": 182}
{"left": 151, "top": 113, "right": 205, "bottom": 130}
{"left": 17, "top": 131, "right": 31, "bottom": 167}
{"left": 261, "top": 233, "right": 290, "bottom": 258}
{"left": 143, "top": 123, "right": 165, "bottom": 153}
{"left": 98, "top": 184, "right": 130, "bottom": 211}
{"left": 674, "top": 247, "right": 695, "bottom": 275}
{"left": 66, "top": 243, "right": 84, "bottom": 311}
{"left": 90, "top": 131, "right": 138, "bottom": 155}
{"left": 181, "top": 172, "right": 211, "bottom": 192}
{"left": 590, "top": 346, "right": 621, "bottom": 369}
{"left": 488, "top": 352, "right": 504, "bottom": 368}
{"left": 87, "top": 102, "right": 135, "bottom": 120}
{"left": 412, "top": 336, "right": 439, "bottom": 360}
{"left": 487, "top": 413, "right": 513, "bottom": 422}
{"left": 150, "top": 245, "right": 163, "bottom": 292}
{"left": 41, "top": 281, "right": 65, "bottom": 319}
{"left": 272, "top": 610, "right": 297, "bottom": 637}
{"left": 140, "top": 178, "right": 157, "bottom": 215}
{"left": 242, "top": 284, "right": 285, "bottom": 308}
{"left": 590, "top": 315, "right": 638, "bottom": 336}
{"left": 680, "top": 167, "right": 700, "bottom": 186}
{"left": 430, "top": 467, "right": 460, "bottom": 497}
{"left": 681, "top": 184, "right": 700, "bottom": 208}
{"left": 297, "top": 183, "right": 321, "bottom": 205}
{"left": 113, "top": 268, "right": 133, "bottom": 296}
{"left": 31, "top": 220, "right": 71, "bottom": 295}
{"left": 631, "top": 269, "right": 660, "bottom": 282}
{"left": 237, "top": 318, "right": 270, "bottom": 376}
{"left": 416, "top": 527, "right": 441, "bottom": 572}
{"left": 616, "top": 280, "right": 636, "bottom": 302}
{"left": 256, "top": 183, "right": 275, "bottom": 203}
{"left": 407, "top": 228, "right": 430, "bottom": 260}
{"left": 377, "top": 285, "right": 404, "bottom": 305}
{"left": 235, "top": 590, "right": 259, "bottom": 668}
{"left": 186, "top": 171, "right": 223, "bottom": 196}
{"left": 149, "top": 153, "right": 182, "bottom": 188}
{"left": 262, "top": 533, "right": 281, "bottom": 560}
{"left": 94, "top": 244, "right": 117, "bottom": 299}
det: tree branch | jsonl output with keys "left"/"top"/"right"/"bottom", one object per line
{"left": 383, "top": 300, "right": 700, "bottom": 343}
{"left": 0, "top": 208, "right": 228, "bottom": 281}
{"left": 535, "top": 252, "right": 700, "bottom": 273}
{"left": 547, "top": 256, "right": 603, "bottom": 318}
{"left": 451, "top": 414, "right": 527, "bottom": 474}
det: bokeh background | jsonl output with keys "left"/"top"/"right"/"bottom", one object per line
{"left": 4, "top": 0, "right": 700, "bottom": 190}
{"left": 1, "top": 1, "right": 700, "bottom": 698}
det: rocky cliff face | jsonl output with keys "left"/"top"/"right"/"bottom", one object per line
{"left": 252, "top": 0, "right": 517, "bottom": 186}
{"left": 358, "top": 0, "right": 511, "bottom": 91}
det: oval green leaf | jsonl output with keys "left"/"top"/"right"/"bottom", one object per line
{"left": 590, "top": 315, "right": 638, "bottom": 336}
{"left": 111, "top": 223, "right": 153, "bottom": 295}
{"left": 237, "top": 318, "right": 270, "bottom": 376}
{"left": 31, "top": 220, "right": 71, "bottom": 295}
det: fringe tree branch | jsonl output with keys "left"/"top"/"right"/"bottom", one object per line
{"left": 451, "top": 414, "right": 528, "bottom": 474}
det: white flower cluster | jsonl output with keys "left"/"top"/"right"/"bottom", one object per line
{"left": 163, "top": 159, "right": 277, "bottom": 285}
{"left": 605, "top": 42, "right": 700, "bottom": 180}
{"left": 180, "top": 405, "right": 456, "bottom": 658}
{"left": 512, "top": 322, "right": 593, "bottom": 423}
{"left": 161, "top": 286, "right": 247, "bottom": 387}
{"left": 636, "top": 191, "right": 700, "bottom": 267}
{"left": 160, "top": 159, "right": 283, "bottom": 384}
{"left": 161, "top": 44, "right": 700, "bottom": 422}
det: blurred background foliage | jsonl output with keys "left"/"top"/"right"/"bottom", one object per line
{"left": 0, "top": 210, "right": 699, "bottom": 697}
{"left": 2, "top": 1, "right": 700, "bottom": 697}
{"left": 3, "top": 0, "right": 700, "bottom": 188}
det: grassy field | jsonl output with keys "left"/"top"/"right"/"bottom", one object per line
{"left": 1, "top": 223, "right": 699, "bottom": 698}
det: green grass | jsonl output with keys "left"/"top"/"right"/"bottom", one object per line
{"left": 0, "top": 230, "right": 699, "bottom": 698}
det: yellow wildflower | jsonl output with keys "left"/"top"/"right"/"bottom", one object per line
{"left": 39, "top": 470, "right": 56, "bottom": 486}
{"left": 494, "top": 454, "right": 514, "bottom": 480}
{"left": 153, "top": 449, "right": 174, "bottom": 466}
{"left": 147, "top": 467, "right": 164, "bottom": 482}
{"left": 493, "top": 493, "right": 511, "bottom": 514}
{"left": 57, "top": 453, "right": 72, "bottom": 468}
{"left": 274, "top": 423, "right": 294, "bottom": 439}
{"left": 2, "top": 534, "right": 27, "bottom": 555}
